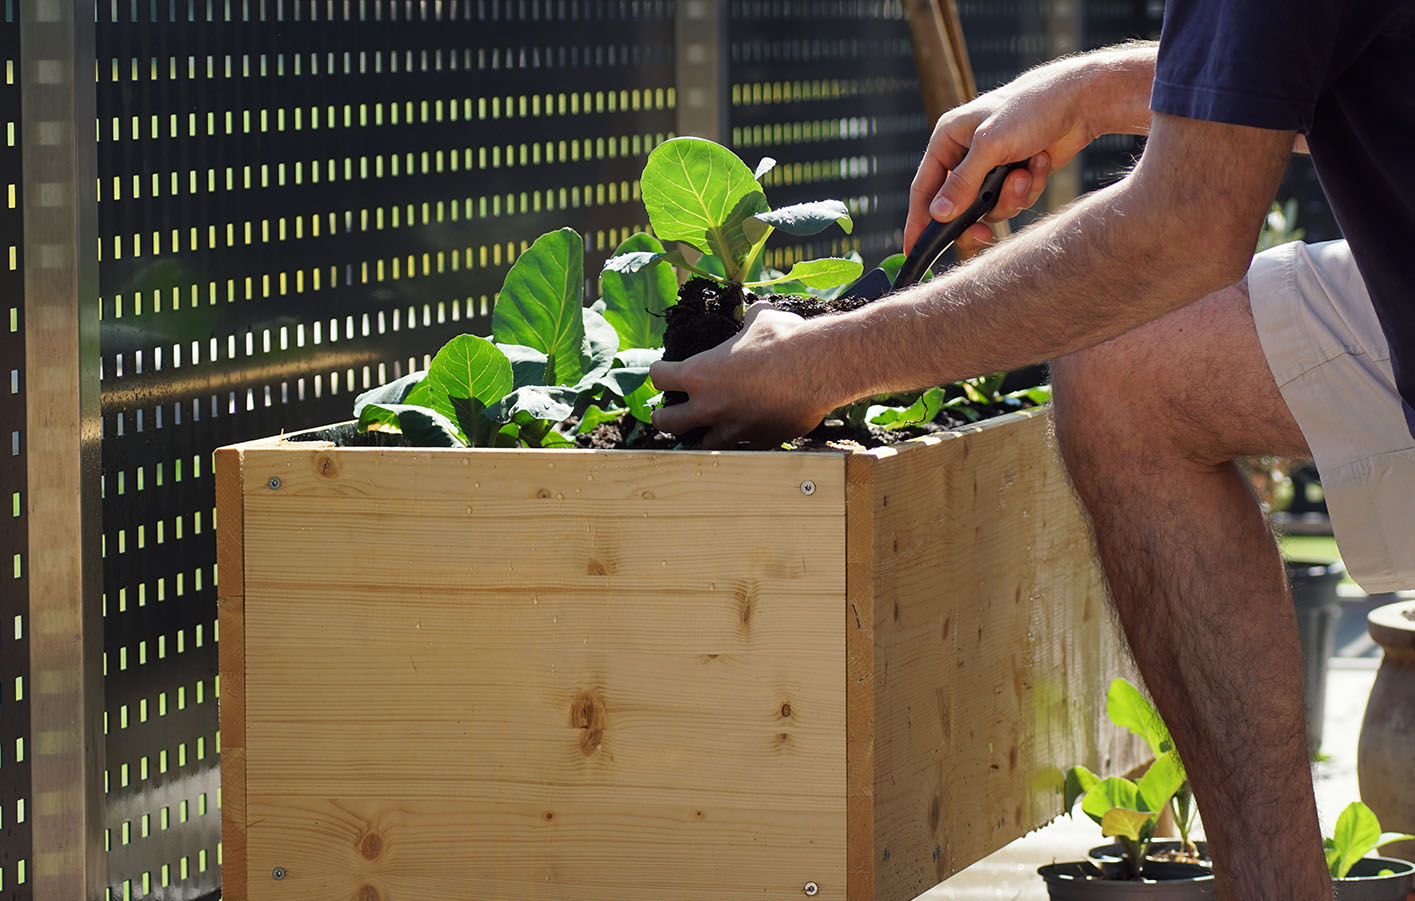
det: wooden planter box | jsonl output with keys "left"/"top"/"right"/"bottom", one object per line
{"left": 217, "top": 407, "right": 1140, "bottom": 901}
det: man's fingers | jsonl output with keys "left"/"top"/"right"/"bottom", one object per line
{"left": 953, "top": 222, "right": 1000, "bottom": 257}
{"left": 647, "top": 358, "right": 682, "bottom": 392}
{"left": 650, "top": 399, "right": 705, "bottom": 437}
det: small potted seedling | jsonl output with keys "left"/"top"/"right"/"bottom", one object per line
{"left": 1040, "top": 679, "right": 1214, "bottom": 898}
{"left": 1326, "top": 801, "right": 1414, "bottom": 900}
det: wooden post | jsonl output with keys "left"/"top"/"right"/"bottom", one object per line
{"left": 675, "top": 0, "right": 729, "bottom": 143}
{"left": 20, "top": 0, "right": 106, "bottom": 893}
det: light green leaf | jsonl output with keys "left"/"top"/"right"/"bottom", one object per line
{"left": 577, "top": 404, "right": 628, "bottom": 435}
{"left": 868, "top": 387, "right": 945, "bottom": 430}
{"left": 492, "top": 227, "right": 585, "bottom": 385}
{"left": 425, "top": 335, "right": 515, "bottom": 447}
{"left": 599, "top": 233, "right": 675, "bottom": 350}
{"left": 1101, "top": 808, "right": 1155, "bottom": 843}
{"left": 752, "top": 200, "right": 853, "bottom": 237}
{"left": 640, "top": 137, "right": 769, "bottom": 281}
{"left": 1376, "top": 831, "right": 1415, "bottom": 848}
{"left": 1107, "top": 679, "right": 1174, "bottom": 758}
{"left": 622, "top": 374, "right": 658, "bottom": 424}
{"left": 1081, "top": 777, "right": 1143, "bottom": 828}
{"left": 749, "top": 256, "right": 863, "bottom": 290}
{"left": 1137, "top": 751, "right": 1185, "bottom": 815}
{"left": 1064, "top": 765, "right": 1101, "bottom": 815}
{"left": 753, "top": 156, "right": 776, "bottom": 180}
{"left": 1331, "top": 802, "right": 1384, "bottom": 878}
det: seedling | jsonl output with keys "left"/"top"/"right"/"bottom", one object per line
{"left": 1324, "top": 801, "right": 1413, "bottom": 878}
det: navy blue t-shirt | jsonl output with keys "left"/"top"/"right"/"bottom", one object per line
{"left": 1152, "top": 0, "right": 1415, "bottom": 436}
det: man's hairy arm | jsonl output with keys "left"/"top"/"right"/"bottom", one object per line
{"left": 651, "top": 113, "right": 1296, "bottom": 448}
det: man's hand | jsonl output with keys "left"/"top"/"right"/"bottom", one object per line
{"left": 905, "top": 44, "right": 1158, "bottom": 256}
{"left": 649, "top": 303, "right": 837, "bottom": 450}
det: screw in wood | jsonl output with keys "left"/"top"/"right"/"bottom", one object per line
{"left": 800, "top": 480, "right": 816, "bottom": 496}
{"left": 803, "top": 882, "right": 819, "bottom": 896}
{"left": 267, "top": 477, "right": 282, "bottom": 490}
{"left": 272, "top": 866, "right": 287, "bottom": 880}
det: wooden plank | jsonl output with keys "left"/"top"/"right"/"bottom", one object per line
{"left": 845, "top": 457, "right": 879, "bottom": 900}
{"left": 236, "top": 447, "right": 848, "bottom": 900}
{"left": 215, "top": 447, "right": 248, "bottom": 901}
{"left": 902, "top": 0, "right": 969, "bottom": 124}
{"left": 856, "top": 409, "right": 1143, "bottom": 901}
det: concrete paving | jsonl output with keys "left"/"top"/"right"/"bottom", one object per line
{"left": 914, "top": 598, "right": 1392, "bottom": 900}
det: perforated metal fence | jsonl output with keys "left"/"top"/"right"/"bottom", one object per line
{"left": 1, "top": 8, "right": 32, "bottom": 898}
{"left": 3, "top": 1, "right": 1334, "bottom": 898}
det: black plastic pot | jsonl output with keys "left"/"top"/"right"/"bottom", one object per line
{"left": 1334, "top": 857, "right": 1415, "bottom": 901}
{"left": 1038, "top": 861, "right": 1215, "bottom": 898}
{"left": 1288, "top": 558, "right": 1344, "bottom": 755}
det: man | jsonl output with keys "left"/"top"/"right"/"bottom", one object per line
{"left": 649, "top": 2, "right": 1415, "bottom": 897}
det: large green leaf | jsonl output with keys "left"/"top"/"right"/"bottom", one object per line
{"left": 868, "top": 387, "right": 944, "bottom": 430}
{"left": 600, "top": 233, "right": 674, "bottom": 350}
{"left": 497, "top": 343, "right": 551, "bottom": 389}
{"left": 640, "top": 137, "right": 768, "bottom": 281}
{"left": 353, "top": 369, "right": 427, "bottom": 417}
{"left": 574, "top": 307, "right": 619, "bottom": 390}
{"left": 752, "top": 200, "right": 853, "bottom": 237}
{"left": 488, "top": 385, "right": 580, "bottom": 427}
{"left": 357, "top": 403, "right": 465, "bottom": 447}
{"left": 1107, "top": 678, "right": 1174, "bottom": 758}
{"left": 492, "top": 228, "right": 585, "bottom": 385}
{"left": 425, "top": 335, "right": 514, "bottom": 447}
{"left": 749, "top": 256, "right": 863, "bottom": 290}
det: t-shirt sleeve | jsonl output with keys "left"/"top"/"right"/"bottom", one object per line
{"left": 1152, "top": 0, "right": 1342, "bottom": 133}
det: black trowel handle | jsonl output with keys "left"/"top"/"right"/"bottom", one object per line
{"left": 892, "top": 159, "right": 1030, "bottom": 290}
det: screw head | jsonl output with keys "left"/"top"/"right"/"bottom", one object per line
{"left": 799, "top": 480, "right": 816, "bottom": 496}
{"left": 803, "top": 882, "right": 819, "bottom": 896}
{"left": 267, "top": 477, "right": 282, "bottom": 490}
{"left": 272, "top": 866, "right": 286, "bottom": 880}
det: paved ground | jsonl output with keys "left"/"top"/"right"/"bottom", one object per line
{"left": 914, "top": 588, "right": 1410, "bottom": 900}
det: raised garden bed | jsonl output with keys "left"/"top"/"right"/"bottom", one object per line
{"left": 216, "top": 405, "right": 1143, "bottom": 900}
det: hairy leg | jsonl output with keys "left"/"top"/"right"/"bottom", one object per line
{"left": 1052, "top": 280, "right": 1331, "bottom": 900}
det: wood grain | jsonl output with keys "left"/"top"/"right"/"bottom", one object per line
{"left": 848, "top": 409, "right": 1143, "bottom": 900}
{"left": 214, "top": 447, "right": 248, "bottom": 901}
{"left": 235, "top": 448, "right": 847, "bottom": 900}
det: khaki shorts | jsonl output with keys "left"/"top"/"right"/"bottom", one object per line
{"left": 1249, "top": 239, "right": 1415, "bottom": 593}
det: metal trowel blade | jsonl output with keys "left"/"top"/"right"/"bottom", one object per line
{"left": 837, "top": 266, "right": 892, "bottom": 302}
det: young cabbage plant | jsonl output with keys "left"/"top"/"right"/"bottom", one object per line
{"left": 1062, "top": 678, "right": 1200, "bottom": 878}
{"left": 1324, "top": 801, "right": 1414, "bottom": 878}
{"left": 603, "top": 137, "right": 863, "bottom": 311}
{"left": 1066, "top": 751, "right": 1186, "bottom": 880}
{"left": 354, "top": 226, "right": 670, "bottom": 447}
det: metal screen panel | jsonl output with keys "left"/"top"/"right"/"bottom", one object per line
{"left": 1, "top": 6, "right": 32, "bottom": 898}
{"left": 728, "top": 0, "right": 930, "bottom": 269}
{"left": 96, "top": 1, "right": 674, "bottom": 896}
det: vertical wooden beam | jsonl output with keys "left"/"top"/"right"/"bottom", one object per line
{"left": 20, "top": 0, "right": 104, "bottom": 894}
{"left": 902, "top": 0, "right": 969, "bottom": 125}
{"left": 674, "top": 0, "right": 729, "bottom": 143}
{"left": 215, "top": 449, "right": 248, "bottom": 900}
{"left": 1043, "top": 0, "right": 1083, "bottom": 211}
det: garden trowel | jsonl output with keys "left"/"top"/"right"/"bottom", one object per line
{"left": 841, "top": 159, "right": 1031, "bottom": 301}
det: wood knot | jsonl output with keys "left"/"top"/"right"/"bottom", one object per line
{"left": 779, "top": 701, "right": 792, "bottom": 719}
{"left": 735, "top": 580, "right": 758, "bottom": 633}
{"left": 357, "top": 885, "right": 381, "bottom": 901}
{"left": 358, "top": 831, "right": 383, "bottom": 860}
{"left": 314, "top": 455, "right": 339, "bottom": 478}
{"left": 929, "top": 796, "right": 941, "bottom": 832}
{"left": 570, "top": 689, "right": 606, "bottom": 755}
{"left": 543, "top": 810, "right": 556, "bottom": 822}
{"left": 536, "top": 488, "right": 553, "bottom": 499}
{"left": 586, "top": 557, "right": 615, "bottom": 576}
